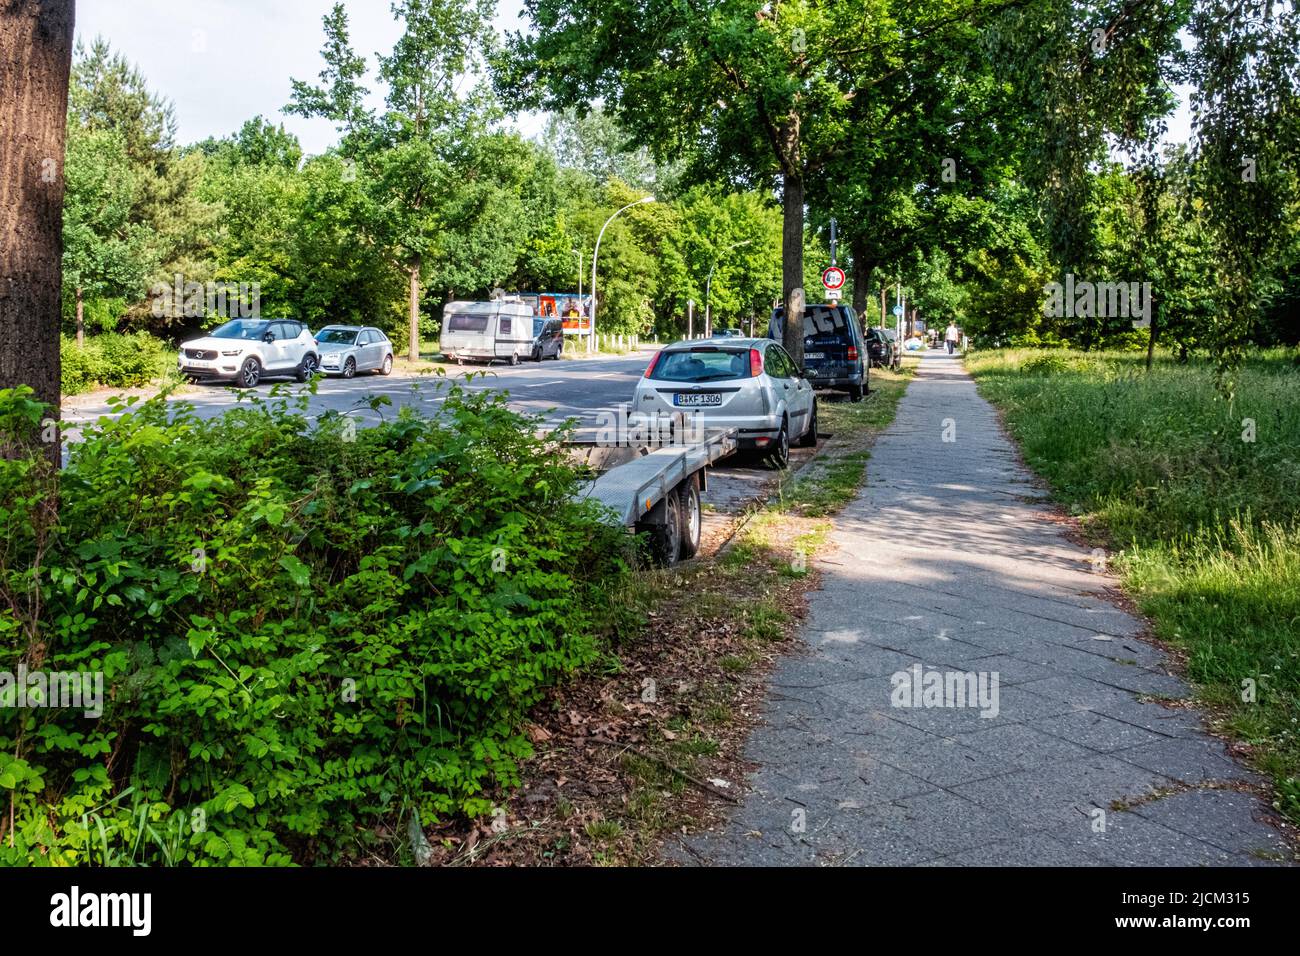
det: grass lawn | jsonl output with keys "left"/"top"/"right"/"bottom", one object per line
{"left": 967, "top": 348, "right": 1300, "bottom": 824}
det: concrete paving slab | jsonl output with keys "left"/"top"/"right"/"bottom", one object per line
{"left": 672, "top": 352, "right": 1289, "bottom": 866}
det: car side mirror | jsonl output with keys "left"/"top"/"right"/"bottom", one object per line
{"left": 263, "top": 332, "right": 275, "bottom": 343}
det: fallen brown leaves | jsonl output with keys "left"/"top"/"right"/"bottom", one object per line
{"left": 418, "top": 514, "right": 821, "bottom": 866}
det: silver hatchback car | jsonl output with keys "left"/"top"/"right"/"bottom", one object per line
{"left": 630, "top": 338, "right": 817, "bottom": 468}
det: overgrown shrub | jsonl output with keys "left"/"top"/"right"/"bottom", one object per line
{"left": 60, "top": 337, "right": 103, "bottom": 394}
{"left": 60, "top": 333, "right": 170, "bottom": 395}
{"left": 0, "top": 381, "right": 629, "bottom": 865}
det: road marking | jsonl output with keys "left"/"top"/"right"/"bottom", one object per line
{"left": 521, "top": 380, "right": 566, "bottom": 388}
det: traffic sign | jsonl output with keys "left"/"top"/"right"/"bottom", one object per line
{"left": 892, "top": 305, "right": 904, "bottom": 317}
{"left": 822, "top": 266, "right": 845, "bottom": 292}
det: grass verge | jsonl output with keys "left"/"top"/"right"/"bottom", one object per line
{"left": 967, "top": 347, "right": 1300, "bottom": 824}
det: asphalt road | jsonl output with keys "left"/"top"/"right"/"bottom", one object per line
{"left": 61, "top": 351, "right": 654, "bottom": 442}
{"left": 59, "top": 348, "right": 809, "bottom": 527}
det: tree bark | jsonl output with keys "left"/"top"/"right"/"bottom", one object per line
{"left": 407, "top": 262, "right": 420, "bottom": 360}
{"left": 850, "top": 236, "right": 874, "bottom": 329}
{"left": 0, "top": 0, "right": 75, "bottom": 461}
{"left": 781, "top": 169, "right": 805, "bottom": 368}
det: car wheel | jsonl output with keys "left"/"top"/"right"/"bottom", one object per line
{"left": 553, "top": 342, "right": 563, "bottom": 360}
{"left": 532, "top": 346, "right": 542, "bottom": 363}
{"left": 296, "top": 353, "right": 319, "bottom": 382}
{"left": 797, "top": 400, "right": 818, "bottom": 448}
{"left": 677, "top": 478, "right": 702, "bottom": 559}
{"left": 509, "top": 352, "right": 520, "bottom": 367}
{"left": 848, "top": 383, "right": 864, "bottom": 402}
{"left": 236, "top": 357, "right": 261, "bottom": 388}
{"left": 379, "top": 354, "right": 393, "bottom": 376}
{"left": 342, "top": 357, "right": 356, "bottom": 379}
{"left": 765, "top": 421, "right": 790, "bottom": 470}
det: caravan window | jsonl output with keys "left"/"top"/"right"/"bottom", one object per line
{"left": 500, "top": 318, "right": 513, "bottom": 335}
{"left": 447, "top": 312, "right": 489, "bottom": 333}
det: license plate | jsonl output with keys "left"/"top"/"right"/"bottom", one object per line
{"left": 804, "top": 352, "right": 825, "bottom": 359}
{"left": 184, "top": 360, "right": 213, "bottom": 369}
{"left": 674, "top": 392, "right": 721, "bottom": 407}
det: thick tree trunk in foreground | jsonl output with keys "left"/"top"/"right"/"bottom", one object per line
{"left": 407, "top": 263, "right": 420, "bottom": 360}
{"left": 781, "top": 169, "right": 805, "bottom": 369}
{"left": 0, "top": 0, "right": 75, "bottom": 458}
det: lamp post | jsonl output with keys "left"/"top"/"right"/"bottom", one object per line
{"left": 590, "top": 196, "right": 654, "bottom": 352}
{"left": 705, "top": 239, "right": 753, "bottom": 337}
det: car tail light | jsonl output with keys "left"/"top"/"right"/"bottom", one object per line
{"left": 847, "top": 345, "right": 859, "bottom": 362}
{"left": 750, "top": 348, "right": 763, "bottom": 377}
{"left": 644, "top": 351, "right": 662, "bottom": 378}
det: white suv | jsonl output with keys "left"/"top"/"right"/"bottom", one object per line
{"left": 179, "top": 319, "right": 319, "bottom": 387}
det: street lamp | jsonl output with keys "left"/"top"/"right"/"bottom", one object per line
{"left": 590, "top": 196, "right": 654, "bottom": 352}
{"left": 705, "top": 239, "right": 753, "bottom": 337}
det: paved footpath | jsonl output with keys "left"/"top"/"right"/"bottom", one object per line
{"left": 676, "top": 350, "right": 1291, "bottom": 866}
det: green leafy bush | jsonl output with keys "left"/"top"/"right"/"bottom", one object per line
{"left": 60, "top": 337, "right": 104, "bottom": 394}
{"left": 0, "top": 381, "right": 629, "bottom": 865}
{"left": 60, "top": 333, "right": 170, "bottom": 395}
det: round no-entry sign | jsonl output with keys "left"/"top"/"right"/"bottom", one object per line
{"left": 822, "top": 266, "right": 845, "bottom": 292}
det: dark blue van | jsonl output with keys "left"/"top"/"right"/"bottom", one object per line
{"left": 768, "top": 303, "right": 869, "bottom": 401}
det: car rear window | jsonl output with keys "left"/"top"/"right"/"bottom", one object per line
{"left": 650, "top": 348, "right": 750, "bottom": 382}
{"left": 770, "top": 306, "right": 853, "bottom": 339}
{"left": 446, "top": 312, "right": 489, "bottom": 333}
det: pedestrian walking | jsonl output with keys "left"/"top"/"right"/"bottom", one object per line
{"left": 945, "top": 322, "right": 960, "bottom": 355}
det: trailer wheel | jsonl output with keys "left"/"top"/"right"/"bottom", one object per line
{"left": 677, "top": 477, "right": 702, "bottom": 559}
{"left": 637, "top": 492, "right": 682, "bottom": 567}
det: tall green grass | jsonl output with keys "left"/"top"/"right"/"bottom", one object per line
{"left": 968, "top": 349, "right": 1300, "bottom": 823}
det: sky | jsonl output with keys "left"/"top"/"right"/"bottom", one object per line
{"left": 76, "top": 1, "right": 1191, "bottom": 158}
{"left": 76, "top": 0, "right": 536, "bottom": 156}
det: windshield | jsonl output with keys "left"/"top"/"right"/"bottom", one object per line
{"left": 209, "top": 319, "right": 271, "bottom": 340}
{"left": 533, "top": 318, "right": 546, "bottom": 336}
{"left": 316, "top": 328, "right": 358, "bottom": 345}
{"left": 651, "top": 348, "right": 750, "bottom": 382}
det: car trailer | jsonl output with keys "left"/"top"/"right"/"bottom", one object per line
{"left": 562, "top": 424, "right": 738, "bottom": 566}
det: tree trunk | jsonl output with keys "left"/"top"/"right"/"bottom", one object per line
{"left": 0, "top": 0, "right": 75, "bottom": 461}
{"left": 407, "top": 263, "right": 420, "bottom": 361}
{"left": 75, "top": 286, "right": 84, "bottom": 347}
{"left": 781, "top": 169, "right": 805, "bottom": 368}
{"left": 850, "top": 237, "right": 874, "bottom": 329}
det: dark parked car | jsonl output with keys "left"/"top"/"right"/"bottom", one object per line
{"left": 767, "top": 303, "right": 869, "bottom": 401}
{"left": 529, "top": 317, "right": 565, "bottom": 361}
{"left": 864, "top": 326, "right": 895, "bottom": 369}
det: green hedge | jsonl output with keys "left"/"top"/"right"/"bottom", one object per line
{"left": 0, "top": 381, "right": 629, "bottom": 865}
{"left": 61, "top": 332, "right": 171, "bottom": 395}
